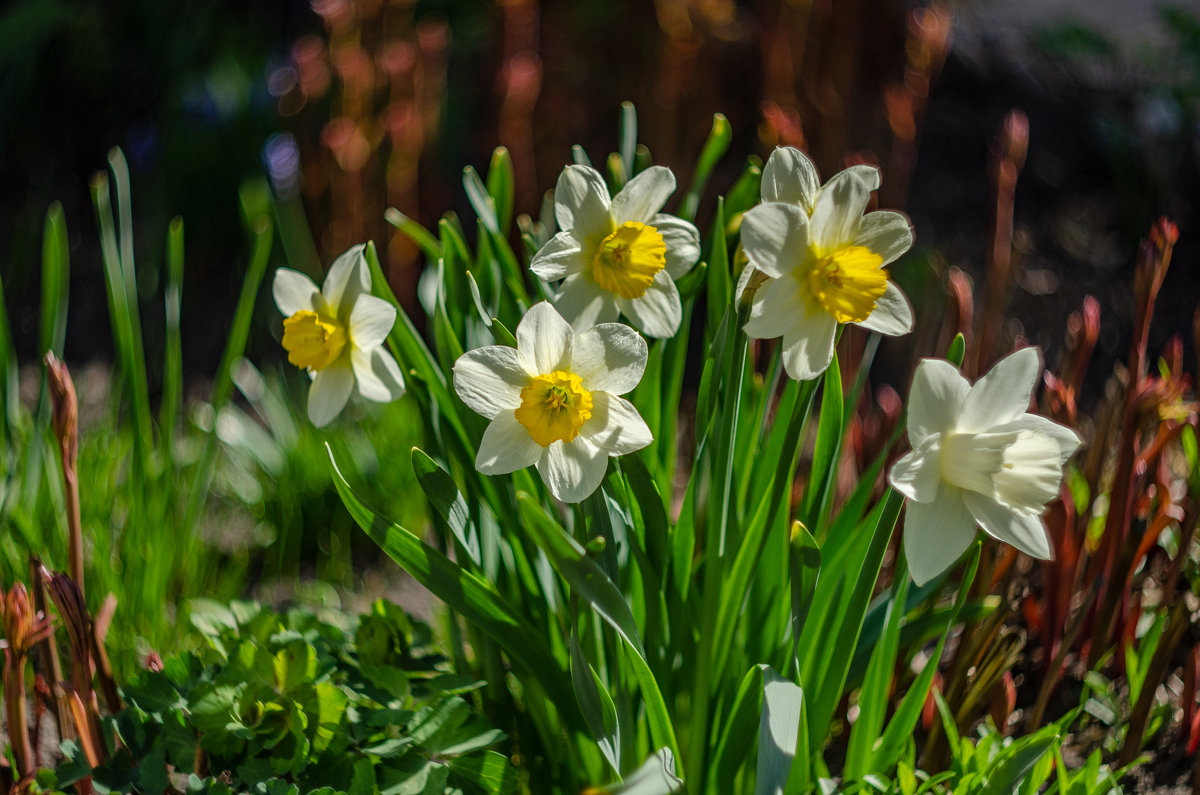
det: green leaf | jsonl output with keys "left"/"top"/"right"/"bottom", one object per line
{"left": 586, "top": 749, "right": 683, "bottom": 795}
{"left": 681, "top": 114, "right": 732, "bottom": 221}
{"left": 619, "top": 101, "right": 638, "bottom": 179}
{"left": 516, "top": 492, "right": 680, "bottom": 762}
{"left": 486, "top": 147, "right": 516, "bottom": 234}
{"left": 706, "top": 198, "right": 730, "bottom": 341}
{"left": 976, "top": 729, "right": 1060, "bottom": 795}
{"left": 755, "top": 667, "right": 804, "bottom": 795}
{"left": 799, "top": 352, "right": 843, "bottom": 529}
{"left": 385, "top": 208, "right": 441, "bottom": 262}
{"left": 799, "top": 490, "right": 903, "bottom": 745}
{"left": 945, "top": 332, "right": 966, "bottom": 368}
{"left": 571, "top": 633, "right": 621, "bottom": 774}
{"left": 788, "top": 521, "right": 821, "bottom": 652}
{"left": 328, "top": 446, "right": 574, "bottom": 710}
{"left": 411, "top": 447, "right": 481, "bottom": 567}
{"left": 464, "top": 165, "right": 499, "bottom": 234}
{"left": 870, "top": 542, "right": 980, "bottom": 772}
{"left": 40, "top": 200, "right": 69, "bottom": 357}
{"left": 447, "top": 751, "right": 518, "bottom": 794}
{"left": 843, "top": 555, "right": 910, "bottom": 781}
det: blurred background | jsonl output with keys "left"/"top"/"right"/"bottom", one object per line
{"left": 3, "top": 0, "right": 1197, "bottom": 384}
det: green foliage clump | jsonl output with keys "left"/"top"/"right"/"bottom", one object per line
{"left": 45, "top": 600, "right": 517, "bottom": 795}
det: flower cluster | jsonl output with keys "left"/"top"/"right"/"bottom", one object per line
{"left": 271, "top": 146, "right": 1081, "bottom": 567}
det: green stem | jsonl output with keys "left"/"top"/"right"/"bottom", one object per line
{"left": 687, "top": 306, "right": 750, "bottom": 789}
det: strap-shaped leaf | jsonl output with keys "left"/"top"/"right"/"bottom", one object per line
{"left": 328, "top": 447, "right": 572, "bottom": 711}
{"left": 755, "top": 667, "right": 805, "bottom": 795}
{"left": 517, "top": 493, "right": 681, "bottom": 763}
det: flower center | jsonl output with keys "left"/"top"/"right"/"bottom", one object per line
{"left": 940, "top": 429, "right": 1061, "bottom": 511}
{"left": 805, "top": 245, "right": 888, "bottom": 323}
{"left": 591, "top": 221, "right": 667, "bottom": 300}
{"left": 282, "top": 310, "right": 347, "bottom": 371}
{"left": 514, "top": 370, "right": 594, "bottom": 447}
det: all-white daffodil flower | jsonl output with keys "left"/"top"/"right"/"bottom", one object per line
{"left": 272, "top": 243, "right": 406, "bottom": 427}
{"left": 888, "top": 348, "right": 1082, "bottom": 586}
{"left": 734, "top": 146, "right": 882, "bottom": 303}
{"left": 739, "top": 156, "right": 915, "bottom": 381}
{"left": 530, "top": 164, "right": 700, "bottom": 339}
{"left": 452, "top": 302, "right": 652, "bottom": 503}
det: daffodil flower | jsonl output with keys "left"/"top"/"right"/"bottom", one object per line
{"left": 272, "top": 244, "right": 405, "bottom": 426}
{"left": 739, "top": 161, "right": 914, "bottom": 381}
{"left": 734, "top": 147, "right": 882, "bottom": 303}
{"left": 452, "top": 302, "right": 652, "bottom": 503}
{"left": 530, "top": 165, "right": 700, "bottom": 338}
{"left": 888, "top": 348, "right": 1082, "bottom": 585}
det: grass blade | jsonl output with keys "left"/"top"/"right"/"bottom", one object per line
{"left": 160, "top": 217, "right": 184, "bottom": 446}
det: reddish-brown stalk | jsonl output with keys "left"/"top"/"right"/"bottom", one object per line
{"left": 1, "top": 584, "right": 54, "bottom": 781}
{"left": 971, "top": 111, "right": 1028, "bottom": 378}
{"left": 44, "top": 353, "right": 84, "bottom": 593}
{"left": 1087, "top": 220, "right": 1179, "bottom": 667}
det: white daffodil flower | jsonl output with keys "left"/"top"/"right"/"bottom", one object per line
{"left": 888, "top": 348, "right": 1082, "bottom": 585}
{"left": 530, "top": 164, "right": 700, "bottom": 339}
{"left": 272, "top": 244, "right": 406, "bottom": 427}
{"left": 739, "top": 158, "right": 914, "bottom": 381}
{"left": 734, "top": 146, "right": 882, "bottom": 303}
{"left": 452, "top": 302, "right": 652, "bottom": 503}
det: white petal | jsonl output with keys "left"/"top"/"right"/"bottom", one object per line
{"left": 453, "top": 346, "right": 527, "bottom": 419}
{"left": 652, "top": 214, "right": 701, "bottom": 279}
{"left": 348, "top": 294, "right": 397, "bottom": 349}
{"left": 530, "top": 231, "right": 590, "bottom": 282}
{"left": 272, "top": 269, "right": 320, "bottom": 316}
{"left": 741, "top": 203, "right": 811, "bottom": 280}
{"left": 352, "top": 346, "right": 406, "bottom": 403}
{"left": 476, "top": 410, "right": 543, "bottom": 475}
{"left": 903, "top": 486, "right": 977, "bottom": 586}
{"left": 761, "top": 146, "right": 821, "bottom": 212}
{"left": 516, "top": 302, "right": 574, "bottom": 375}
{"left": 611, "top": 166, "right": 676, "bottom": 225}
{"left": 734, "top": 262, "right": 757, "bottom": 303}
{"left": 554, "top": 273, "right": 620, "bottom": 331}
{"left": 779, "top": 307, "right": 837, "bottom": 381}
{"left": 571, "top": 324, "right": 648, "bottom": 395}
{"left": 554, "top": 165, "right": 614, "bottom": 244}
{"left": 618, "top": 271, "right": 682, "bottom": 339}
{"left": 962, "top": 491, "right": 1053, "bottom": 560}
{"left": 809, "top": 170, "right": 870, "bottom": 253}
{"left": 307, "top": 361, "right": 355, "bottom": 427}
{"left": 854, "top": 281, "right": 913, "bottom": 336}
{"left": 958, "top": 347, "right": 1042, "bottom": 434}
{"left": 537, "top": 437, "right": 608, "bottom": 503}
{"left": 581, "top": 392, "right": 653, "bottom": 455}
{"left": 908, "top": 358, "right": 970, "bottom": 445}
{"left": 991, "top": 414, "right": 1082, "bottom": 466}
{"left": 837, "top": 164, "right": 881, "bottom": 194}
{"left": 321, "top": 243, "right": 370, "bottom": 316}
{"left": 888, "top": 435, "right": 943, "bottom": 503}
{"left": 743, "top": 274, "right": 806, "bottom": 340}
{"left": 853, "top": 211, "right": 913, "bottom": 266}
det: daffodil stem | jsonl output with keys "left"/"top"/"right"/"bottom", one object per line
{"left": 687, "top": 305, "right": 751, "bottom": 791}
